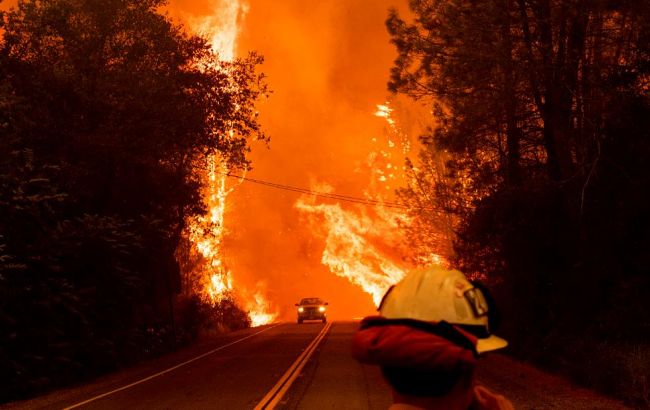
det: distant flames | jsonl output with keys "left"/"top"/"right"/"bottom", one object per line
{"left": 295, "top": 191, "right": 407, "bottom": 306}
{"left": 247, "top": 288, "right": 277, "bottom": 327}
{"left": 188, "top": 0, "right": 249, "bottom": 62}
{"left": 183, "top": 3, "right": 445, "bottom": 319}
{"left": 185, "top": 0, "right": 277, "bottom": 326}
{"left": 295, "top": 102, "right": 447, "bottom": 306}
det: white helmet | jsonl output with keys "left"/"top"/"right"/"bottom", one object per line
{"left": 378, "top": 265, "right": 508, "bottom": 353}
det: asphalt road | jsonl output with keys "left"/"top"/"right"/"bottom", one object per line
{"left": 2, "top": 322, "right": 392, "bottom": 410}
{"left": 2, "top": 322, "right": 631, "bottom": 410}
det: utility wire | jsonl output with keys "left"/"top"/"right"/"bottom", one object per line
{"left": 218, "top": 171, "right": 412, "bottom": 210}
{"left": 191, "top": 163, "right": 425, "bottom": 210}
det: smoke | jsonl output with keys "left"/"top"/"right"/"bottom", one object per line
{"left": 166, "top": 0, "right": 415, "bottom": 320}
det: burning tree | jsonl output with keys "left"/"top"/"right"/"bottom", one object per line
{"left": 177, "top": 0, "right": 277, "bottom": 327}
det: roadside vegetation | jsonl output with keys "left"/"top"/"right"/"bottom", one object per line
{"left": 0, "top": 0, "right": 261, "bottom": 402}
{"left": 389, "top": 0, "right": 649, "bottom": 406}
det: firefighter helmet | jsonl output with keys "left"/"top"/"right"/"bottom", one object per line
{"left": 378, "top": 266, "right": 507, "bottom": 353}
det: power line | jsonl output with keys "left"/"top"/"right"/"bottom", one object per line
{"left": 219, "top": 171, "right": 412, "bottom": 210}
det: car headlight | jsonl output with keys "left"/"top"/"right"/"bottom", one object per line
{"left": 298, "top": 307, "right": 304, "bottom": 312}
{"left": 318, "top": 306, "right": 326, "bottom": 312}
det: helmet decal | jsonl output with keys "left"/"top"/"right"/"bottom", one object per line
{"left": 464, "top": 288, "right": 489, "bottom": 318}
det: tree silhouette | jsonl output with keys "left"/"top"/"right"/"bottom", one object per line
{"left": 0, "top": 0, "right": 266, "bottom": 401}
{"left": 389, "top": 0, "right": 650, "bottom": 404}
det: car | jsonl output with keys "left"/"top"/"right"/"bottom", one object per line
{"left": 295, "top": 297, "right": 328, "bottom": 324}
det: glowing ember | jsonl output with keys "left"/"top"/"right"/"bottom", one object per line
{"left": 374, "top": 101, "right": 411, "bottom": 154}
{"left": 186, "top": 0, "right": 276, "bottom": 325}
{"left": 375, "top": 103, "right": 395, "bottom": 126}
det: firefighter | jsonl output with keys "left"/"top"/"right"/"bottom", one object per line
{"left": 351, "top": 266, "right": 514, "bottom": 410}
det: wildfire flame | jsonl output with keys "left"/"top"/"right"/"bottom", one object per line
{"left": 182, "top": 3, "right": 446, "bottom": 320}
{"left": 186, "top": 0, "right": 277, "bottom": 326}
{"left": 187, "top": 158, "right": 235, "bottom": 302}
{"left": 189, "top": 0, "right": 249, "bottom": 62}
{"left": 247, "top": 289, "right": 277, "bottom": 327}
{"left": 295, "top": 102, "right": 447, "bottom": 307}
{"left": 296, "top": 193, "right": 406, "bottom": 306}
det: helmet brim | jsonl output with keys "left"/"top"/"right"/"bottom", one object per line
{"left": 476, "top": 335, "right": 508, "bottom": 353}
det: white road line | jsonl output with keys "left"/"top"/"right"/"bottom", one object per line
{"left": 254, "top": 322, "right": 332, "bottom": 410}
{"left": 63, "top": 324, "right": 280, "bottom": 410}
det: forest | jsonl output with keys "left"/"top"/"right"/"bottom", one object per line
{"left": 390, "top": 0, "right": 649, "bottom": 405}
{"left": 0, "top": 0, "right": 264, "bottom": 401}
{"left": 1, "top": 0, "right": 649, "bottom": 406}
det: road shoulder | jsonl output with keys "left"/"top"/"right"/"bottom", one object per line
{"left": 476, "top": 353, "right": 631, "bottom": 409}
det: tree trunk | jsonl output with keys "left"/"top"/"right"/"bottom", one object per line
{"left": 527, "top": 0, "right": 576, "bottom": 182}
{"left": 499, "top": 0, "right": 522, "bottom": 186}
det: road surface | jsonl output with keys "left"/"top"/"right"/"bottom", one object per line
{"left": 1, "top": 322, "right": 630, "bottom": 409}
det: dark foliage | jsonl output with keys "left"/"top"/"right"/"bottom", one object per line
{"left": 175, "top": 295, "right": 251, "bottom": 342}
{"left": 389, "top": 0, "right": 650, "bottom": 405}
{"left": 0, "top": 0, "right": 263, "bottom": 402}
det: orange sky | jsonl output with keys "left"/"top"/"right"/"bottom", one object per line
{"left": 213, "top": 0, "right": 413, "bottom": 320}
{"left": 168, "top": 0, "right": 417, "bottom": 320}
